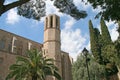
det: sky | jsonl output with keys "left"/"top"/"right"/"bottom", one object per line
{"left": 0, "top": 0, "right": 119, "bottom": 60}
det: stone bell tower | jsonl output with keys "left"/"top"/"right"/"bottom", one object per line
{"left": 43, "top": 14, "right": 62, "bottom": 80}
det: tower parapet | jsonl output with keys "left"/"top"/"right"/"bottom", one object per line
{"left": 44, "top": 14, "right": 60, "bottom": 30}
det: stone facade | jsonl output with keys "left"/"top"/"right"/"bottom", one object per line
{"left": 0, "top": 14, "right": 73, "bottom": 80}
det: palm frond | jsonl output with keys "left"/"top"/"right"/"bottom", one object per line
{"left": 53, "top": 70, "right": 62, "bottom": 80}
{"left": 16, "top": 56, "right": 30, "bottom": 65}
{"left": 6, "top": 49, "right": 62, "bottom": 80}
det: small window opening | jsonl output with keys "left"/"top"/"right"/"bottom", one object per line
{"left": 50, "top": 16, "right": 53, "bottom": 28}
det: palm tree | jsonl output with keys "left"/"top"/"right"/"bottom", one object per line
{"left": 6, "top": 49, "right": 61, "bottom": 80}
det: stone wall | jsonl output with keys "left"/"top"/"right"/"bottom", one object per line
{"left": 0, "top": 29, "right": 42, "bottom": 80}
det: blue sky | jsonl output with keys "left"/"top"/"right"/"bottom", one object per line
{"left": 0, "top": 0, "right": 119, "bottom": 60}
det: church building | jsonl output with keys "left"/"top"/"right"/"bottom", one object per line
{"left": 0, "top": 14, "right": 73, "bottom": 80}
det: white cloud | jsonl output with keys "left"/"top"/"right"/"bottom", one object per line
{"left": 6, "top": 8, "right": 20, "bottom": 24}
{"left": 97, "top": 20, "right": 119, "bottom": 41}
{"left": 73, "top": 0, "right": 91, "bottom": 10}
{"left": 86, "top": 41, "right": 90, "bottom": 51}
{"left": 73, "top": 0, "right": 102, "bottom": 19}
{"left": 61, "top": 17, "right": 87, "bottom": 61}
{"left": 105, "top": 20, "right": 115, "bottom": 27}
{"left": 45, "top": 1, "right": 64, "bottom": 17}
{"left": 64, "top": 18, "right": 75, "bottom": 29}
{"left": 110, "top": 27, "right": 119, "bottom": 41}
{"left": 105, "top": 21, "right": 119, "bottom": 41}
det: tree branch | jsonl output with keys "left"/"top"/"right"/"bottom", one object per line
{"left": 0, "top": 0, "right": 30, "bottom": 16}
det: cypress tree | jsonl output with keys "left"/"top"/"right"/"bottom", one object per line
{"left": 100, "top": 18, "right": 112, "bottom": 45}
{"left": 100, "top": 18, "right": 114, "bottom": 64}
{"left": 89, "top": 20, "right": 102, "bottom": 63}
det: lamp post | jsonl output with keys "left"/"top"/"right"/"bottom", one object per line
{"left": 82, "top": 47, "right": 90, "bottom": 80}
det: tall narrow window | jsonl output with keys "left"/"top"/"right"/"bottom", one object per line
{"left": 0, "top": 37, "right": 6, "bottom": 50}
{"left": 56, "top": 17, "right": 58, "bottom": 28}
{"left": 0, "top": 57, "right": 3, "bottom": 63}
{"left": 17, "top": 41, "right": 23, "bottom": 55}
{"left": 50, "top": 16, "right": 53, "bottom": 28}
{"left": 8, "top": 43, "right": 11, "bottom": 53}
{"left": 0, "top": 40, "right": 5, "bottom": 50}
{"left": 46, "top": 17, "right": 48, "bottom": 28}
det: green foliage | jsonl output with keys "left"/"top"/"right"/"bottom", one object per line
{"left": 114, "top": 40, "right": 120, "bottom": 67}
{"left": 72, "top": 54, "right": 106, "bottom": 80}
{"left": 18, "top": 0, "right": 87, "bottom": 20}
{"left": 101, "top": 44, "right": 117, "bottom": 64}
{"left": 6, "top": 49, "right": 61, "bottom": 80}
{"left": 89, "top": 19, "right": 120, "bottom": 78}
{"left": 17, "top": 0, "right": 46, "bottom": 20}
{"left": 100, "top": 18, "right": 112, "bottom": 45}
{"left": 0, "top": 0, "right": 87, "bottom": 20}
{"left": 54, "top": 0, "right": 87, "bottom": 20}
{"left": 83, "top": 0, "right": 120, "bottom": 21}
